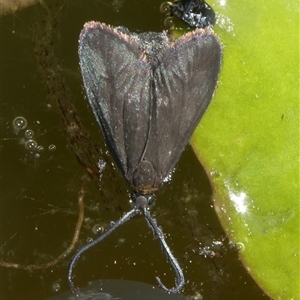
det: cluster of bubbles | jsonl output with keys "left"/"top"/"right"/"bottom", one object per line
{"left": 12, "top": 116, "right": 56, "bottom": 158}
{"left": 160, "top": 2, "right": 175, "bottom": 28}
{"left": 84, "top": 223, "right": 105, "bottom": 243}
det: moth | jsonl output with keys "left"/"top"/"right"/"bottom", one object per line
{"left": 68, "top": 21, "right": 222, "bottom": 295}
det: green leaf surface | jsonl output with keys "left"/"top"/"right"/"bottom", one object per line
{"left": 189, "top": 1, "right": 299, "bottom": 300}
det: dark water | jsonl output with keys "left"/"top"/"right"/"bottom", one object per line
{"left": 0, "top": 0, "right": 270, "bottom": 299}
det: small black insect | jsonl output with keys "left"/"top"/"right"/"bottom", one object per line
{"left": 169, "top": 0, "right": 215, "bottom": 28}
{"left": 68, "top": 22, "right": 222, "bottom": 295}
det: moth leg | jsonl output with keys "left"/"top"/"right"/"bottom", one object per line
{"left": 139, "top": 197, "right": 185, "bottom": 293}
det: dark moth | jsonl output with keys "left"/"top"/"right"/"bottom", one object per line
{"left": 68, "top": 22, "right": 222, "bottom": 295}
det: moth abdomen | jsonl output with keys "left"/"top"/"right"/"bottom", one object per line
{"left": 130, "top": 160, "right": 160, "bottom": 194}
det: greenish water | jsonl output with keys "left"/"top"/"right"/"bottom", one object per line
{"left": 0, "top": 0, "right": 270, "bottom": 299}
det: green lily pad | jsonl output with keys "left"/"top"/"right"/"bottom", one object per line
{"left": 189, "top": 1, "right": 299, "bottom": 300}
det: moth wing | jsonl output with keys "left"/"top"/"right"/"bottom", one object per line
{"left": 79, "top": 22, "right": 151, "bottom": 178}
{"left": 147, "top": 29, "right": 222, "bottom": 183}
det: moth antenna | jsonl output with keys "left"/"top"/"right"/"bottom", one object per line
{"left": 68, "top": 207, "right": 140, "bottom": 296}
{"left": 142, "top": 205, "right": 185, "bottom": 293}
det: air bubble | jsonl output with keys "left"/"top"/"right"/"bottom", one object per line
{"left": 92, "top": 224, "right": 104, "bottom": 235}
{"left": 236, "top": 242, "right": 245, "bottom": 253}
{"left": 25, "top": 139, "right": 37, "bottom": 151}
{"left": 48, "top": 144, "right": 56, "bottom": 151}
{"left": 37, "top": 145, "right": 44, "bottom": 152}
{"left": 12, "top": 116, "right": 28, "bottom": 133}
{"left": 52, "top": 282, "right": 61, "bottom": 292}
{"left": 164, "top": 17, "right": 174, "bottom": 28}
{"left": 24, "top": 129, "right": 34, "bottom": 139}
{"left": 86, "top": 237, "right": 93, "bottom": 243}
{"left": 160, "top": 1, "right": 171, "bottom": 14}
